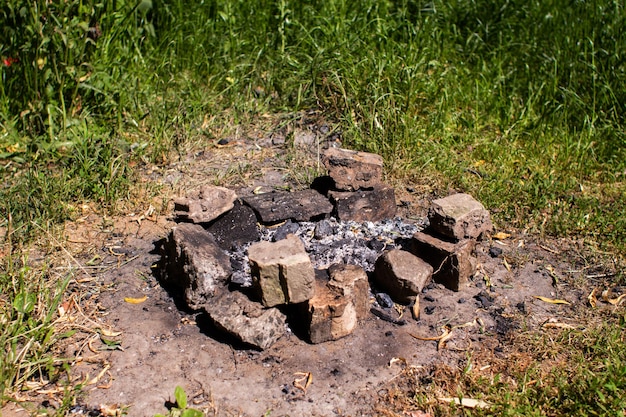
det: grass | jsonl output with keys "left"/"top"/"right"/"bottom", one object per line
{"left": 2, "top": 0, "right": 624, "bottom": 248}
{"left": 0, "top": 252, "right": 72, "bottom": 409}
{"left": 377, "top": 308, "right": 626, "bottom": 416}
{"left": 1, "top": 0, "right": 625, "bottom": 413}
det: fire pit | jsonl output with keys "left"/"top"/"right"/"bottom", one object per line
{"left": 160, "top": 148, "right": 492, "bottom": 349}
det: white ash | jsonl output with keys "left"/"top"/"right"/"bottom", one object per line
{"left": 228, "top": 217, "right": 426, "bottom": 288}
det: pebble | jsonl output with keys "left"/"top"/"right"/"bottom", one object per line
{"left": 367, "top": 238, "right": 385, "bottom": 251}
{"left": 375, "top": 293, "right": 394, "bottom": 309}
{"left": 424, "top": 295, "right": 436, "bottom": 302}
{"left": 489, "top": 247, "right": 503, "bottom": 258}
{"left": 273, "top": 220, "right": 300, "bottom": 242}
{"left": 425, "top": 306, "right": 435, "bottom": 315}
{"left": 474, "top": 290, "right": 494, "bottom": 308}
{"left": 313, "top": 219, "right": 335, "bottom": 239}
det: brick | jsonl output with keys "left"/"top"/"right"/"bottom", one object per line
{"left": 327, "top": 264, "right": 370, "bottom": 320}
{"left": 163, "top": 223, "right": 232, "bottom": 310}
{"left": 411, "top": 231, "right": 476, "bottom": 291}
{"left": 428, "top": 193, "right": 492, "bottom": 240}
{"left": 322, "top": 147, "right": 383, "bottom": 191}
{"left": 242, "top": 189, "right": 333, "bottom": 224}
{"left": 173, "top": 186, "right": 237, "bottom": 224}
{"left": 373, "top": 249, "right": 433, "bottom": 304}
{"left": 248, "top": 234, "right": 315, "bottom": 307}
{"left": 204, "top": 291, "right": 286, "bottom": 350}
{"left": 329, "top": 185, "right": 396, "bottom": 222}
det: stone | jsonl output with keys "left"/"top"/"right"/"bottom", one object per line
{"left": 173, "top": 186, "right": 237, "bottom": 224}
{"left": 410, "top": 231, "right": 476, "bottom": 291}
{"left": 206, "top": 200, "right": 260, "bottom": 250}
{"left": 327, "top": 263, "right": 369, "bottom": 320}
{"left": 375, "top": 292, "right": 394, "bottom": 309}
{"left": 322, "top": 147, "right": 383, "bottom": 191}
{"left": 293, "top": 129, "right": 317, "bottom": 148}
{"left": 373, "top": 249, "right": 433, "bottom": 304}
{"left": 306, "top": 264, "right": 369, "bottom": 343}
{"left": 163, "top": 223, "right": 232, "bottom": 310}
{"left": 242, "top": 189, "right": 333, "bottom": 224}
{"left": 428, "top": 193, "right": 492, "bottom": 240}
{"left": 328, "top": 185, "right": 396, "bottom": 222}
{"left": 248, "top": 234, "right": 315, "bottom": 307}
{"left": 307, "top": 278, "right": 353, "bottom": 344}
{"left": 204, "top": 291, "right": 286, "bottom": 350}
{"left": 272, "top": 220, "right": 300, "bottom": 242}
{"left": 313, "top": 219, "right": 336, "bottom": 239}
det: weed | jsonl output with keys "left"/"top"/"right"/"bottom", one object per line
{"left": 154, "top": 386, "right": 203, "bottom": 417}
{"left": 0, "top": 255, "right": 71, "bottom": 404}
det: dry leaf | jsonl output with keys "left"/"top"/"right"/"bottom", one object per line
{"left": 411, "top": 320, "right": 479, "bottom": 350}
{"left": 411, "top": 299, "right": 420, "bottom": 321}
{"left": 108, "top": 246, "right": 125, "bottom": 256}
{"left": 36, "top": 387, "right": 65, "bottom": 395}
{"left": 438, "top": 397, "right": 490, "bottom": 409}
{"left": 389, "top": 357, "right": 407, "bottom": 367}
{"left": 542, "top": 322, "right": 576, "bottom": 330}
{"left": 24, "top": 380, "right": 47, "bottom": 390}
{"left": 601, "top": 289, "right": 626, "bottom": 306}
{"left": 293, "top": 372, "right": 313, "bottom": 393}
{"left": 58, "top": 303, "right": 68, "bottom": 318}
{"left": 502, "top": 257, "right": 512, "bottom": 272}
{"left": 99, "top": 328, "right": 122, "bottom": 337}
{"left": 410, "top": 326, "right": 450, "bottom": 342}
{"left": 492, "top": 232, "right": 511, "bottom": 240}
{"left": 437, "top": 327, "right": 453, "bottom": 350}
{"left": 87, "top": 364, "right": 111, "bottom": 386}
{"left": 124, "top": 295, "right": 147, "bottom": 304}
{"left": 406, "top": 411, "right": 433, "bottom": 417}
{"left": 539, "top": 244, "right": 559, "bottom": 254}
{"left": 533, "top": 296, "right": 570, "bottom": 305}
{"left": 99, "top": 403, "right": 124, "bottom": 417}
{"left": 610, "top": 293, "right": 626, "bottom": 306}
{"left": 587, "top": 288, "right": 597, "bottom": 308}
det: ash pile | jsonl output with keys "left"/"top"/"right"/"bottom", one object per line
{"left": 160, "top": 148, "right": 493, "bottom": 349}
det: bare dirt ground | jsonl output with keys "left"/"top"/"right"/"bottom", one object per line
{"left": 2, "top": 119, "right": 613, "bottom": 417}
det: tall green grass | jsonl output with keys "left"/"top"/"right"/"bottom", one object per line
{"left": 2, "top": 0, "right": 624, "bottom": 247}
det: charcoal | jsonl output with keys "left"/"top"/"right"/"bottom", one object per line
{"left": 375, "top": 293, "right": 394, "bottom": 309}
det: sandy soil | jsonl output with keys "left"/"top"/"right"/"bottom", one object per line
{"left": 1, "top": 127, "right": 596, "bottom": 417}
{"left": 62, "top": 213, "right": 582, "bottom": 417}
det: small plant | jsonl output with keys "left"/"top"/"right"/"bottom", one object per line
{"left": 154, "top": 386, "right": 203, "bottom": 417}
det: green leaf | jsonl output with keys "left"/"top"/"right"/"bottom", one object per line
{"left": 181, "top": 409, "right": 203, "bottom": 417}
{"left": 174, "top": 385, "right": 187, "bottom": 409}
{"left": 13, "top": 293, "right": 36, "bottom": 314}
{"left": 99, "top": 337, "right": 123, "bottom": 350}
{"left": 137, "top": 0, "right": 153, "bottom": 13}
